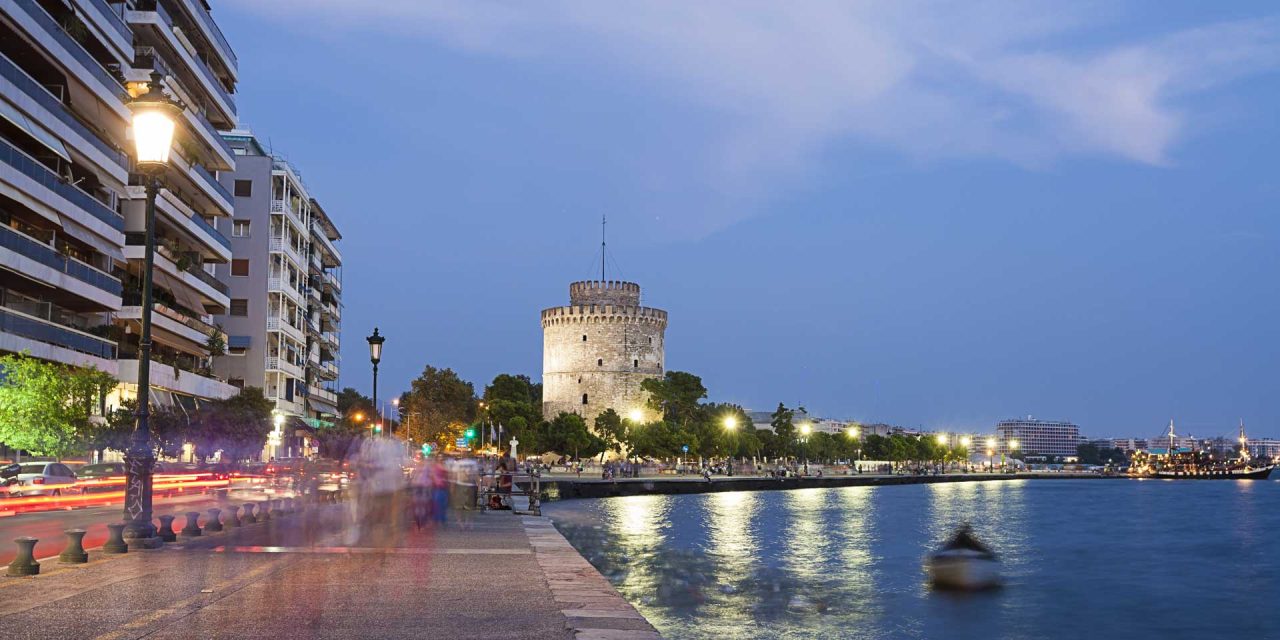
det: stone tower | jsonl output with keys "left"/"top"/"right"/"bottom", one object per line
{"left": 541, "top": 280, "right": 667, "bottom": 423}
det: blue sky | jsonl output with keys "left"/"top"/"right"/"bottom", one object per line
{"left": 218, "top": 1, "right": 1280, "bottom": 439}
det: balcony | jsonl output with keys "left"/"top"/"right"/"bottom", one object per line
{"left": 0, "top": 306, "right": 117, "bottom": 362}
{"left": 310, "top": 223, "right": 342, "bottom": 265}
{"left": 134, "top": 186, "right": 231, "bottom": 260}
{"left": 265, "top": 355, "right": 304, "bottom": 379}
{"left": 192, "top": 164, "right": 234, "bottom": 214}
{"left": 78, "top": 0, "right": 133, "bottom": 60}
{"left": 268, "top": 276, "right": 306, "bottom": 307}
{"left": 123, "top": 236, "right": 229, "bottom": 310}
{"left": 317, "top": 360, "right": 339, "bottom": 381}
{"left": 11, "top": 0, "right": 127, "bottom": 108}
{"left": 182, "top": 108, "right": 234, "bottom": 171}
{"left": 270, "top": 199, "right": 306, "bottom": 233}
{"left": 266, "top": 315, "right": 305, "bottom": 344}
{"left": 0, "top": 136, "right": 123, "bottom": 233}
{"left": 324, "top": 271, "right": 341, "bottom": 293}
{"left": 118, "top": 298, "right": 221, "bottom": 352}
{"left": 127, "top": 2, "right": 235, "bottom": 122}
{"left": 268, "top": 236, "right": 304, "bottom": 267}
{"left": 117, "top": 359, "right": 236, "bottom": 401}
{"left": 0, "top": 223, "right": 122, "bottom": 302}
{"left": 175, "top": 0, "right": 237, "bottom": 76}
{"left": 0, "top": 53, "right": 127, "bottom": 173}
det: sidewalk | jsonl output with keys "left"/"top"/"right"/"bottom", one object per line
{"left": 0, "top": 502, "right": 659, "bottom": 640}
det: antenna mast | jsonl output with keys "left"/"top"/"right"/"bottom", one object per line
{"left": 601, "top": 215, "right": 606, "bottom": 281}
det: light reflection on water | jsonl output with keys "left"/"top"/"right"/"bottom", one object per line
{"left": 544, "top": 480, "right": 1280, "bottom": 640}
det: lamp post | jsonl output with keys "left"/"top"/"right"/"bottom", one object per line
{"left": 986, "top": 437, "right": 996, "bottom": 472}
{"left": 799, "top": 422, "right": 812, "bottom": 476}
{"left": 366, "top": 328, "right": 384, "bottom": 435}
{"left": 1008, "top": 439, "right": 1020, "bottom": 472}
{"left": 723, "top": 415, "right": 737, "bottom": 476}
{"left": 121, "top": 72, "right": 181, "bottom": 548}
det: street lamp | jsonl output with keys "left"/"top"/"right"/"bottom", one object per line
{"left": 1007, "top": 438, "right": 1020, "bottom": 472}
{"left": 799, "top": 422, "right": 812, "bottom": 475}
{"left": 628, "top": 409, "right": 644, "bottom": 423}
{"left": 986, "top": 437, "right": 996, "bottom": 471}
{"left": 121, "top": 72, "right": 181, "bottom": 548}
{"left": 366, "top": 328, "right": 384, "bottom": 435}
{"left": 722, "top": 415, "right": 738, "bottom": 476}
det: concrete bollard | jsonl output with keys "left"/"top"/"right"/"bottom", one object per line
{"left": 58, "top": 529, "right": 88, "bottom": 564}
{"left": 157, "top": 514, "right": 178, "bottom": 542}
{"left": 241, "top": 503, "right": 257, "bottom": 524}
{"left": 269, "top": 499, "right": 285, "bottom": 519}
{"left": 102, "top": 523, "right": 128, "bottom": 554}
{"left": 259, "top": 500, "right": 272, "bottom": 522}
{"left": 156, "top": 514, "right": 179, "bottom": 540}
{"left": 205, "top": 508, "right": 224, "bottom": 532}
{"left": 179, "top": 512, "right": 202, "bottom": 537}
{"left": 225, "top": 505, "right": 241, "bottom": 527}
{"left": 284, "top": 497, "right": 296, "bottom": 514}
{"left": 7, "top": 537, "right": 39, "bottom": 576}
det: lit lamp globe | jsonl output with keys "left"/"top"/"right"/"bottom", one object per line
{"left": 986, "top": 437, "right": 997, "bottom": 450}
{"left": 799, "top": 423, "right": 812, "bottom": 437}
{"left": 960, "top": 436, "right": 972, "bottom": 448}
{"left": 936, "top": 433, "right": 948, "bottom": 446}
{"left": 128, "top": 72, "right": 181, "bottom": 173}
{"left": 628, "top": 409, "right": 644, "bottom": 423}
{"left": 848, "top": 426, "right": 860, "bottom": 438}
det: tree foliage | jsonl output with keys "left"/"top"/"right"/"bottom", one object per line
{"left": 400, "top": 365, "right": 476, "bottom": 448}
{"left": 0, "top": 353, "right": 115, "bottom": 458}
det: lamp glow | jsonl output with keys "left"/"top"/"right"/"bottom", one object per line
{"left": 986, "top": 437, "right": 996, "bottom": 449}
{"left": 127, "top": 72, "right": 181, "bottom": 171}
{"left": 628, "top": 409, "right": 644, "bottom": 423}
{"left": 960, "top": 436, "right": 971, "bottom": 447}
{"left": 799, "top": 423, "right": 812, "bottom": 436}
{"left": 936, "top": 433, "right": 948, "bottom": 446}
{"left": 723, "top": 415, "right": 738, "bottom": 430}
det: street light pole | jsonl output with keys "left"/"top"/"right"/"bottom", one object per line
{"left": 122, "top": 72, "right": 180, "bottom": 548}
{"left": 366, "top": 328, "right": 384, "bottom": 435}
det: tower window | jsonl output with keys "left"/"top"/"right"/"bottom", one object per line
{"left": 582, "top": 335, "right": 587, "bottom": 341}
{"left": 634, "top": 359, "right": 638, "bottom": 368}
{"left": 648, "top": 337, "right": 652, "bottom": 345}
{"left": 582, "top": 394, "right": 589, "bottom": 405}
{"left": 597, "top": 358, "right": 603, "bottom": 366}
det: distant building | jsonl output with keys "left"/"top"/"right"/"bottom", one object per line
{"left": 1246, "top": 439, "right": 1280, "bottom": 459}
{"left": 996, "top": 417, "right": 1080, "bottom": 457}
{"left": 1111, "top": 438, "right": 1148, "bottom": 452}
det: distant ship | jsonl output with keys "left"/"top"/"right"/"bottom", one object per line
{"left": 1132, "top": 420, "right": 1273, "bottom": 480}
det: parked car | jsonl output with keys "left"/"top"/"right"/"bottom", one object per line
{"left": 12, "top": 462, "right": 79, "bottom": 497}
{"left": 76, "top": 463, "right": 126, "bottom": 493}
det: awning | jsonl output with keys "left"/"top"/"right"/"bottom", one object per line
{"left": 156, "top": 270, "right": 206, "bottom": 314}
{"left": 289, "top": 416, "right": 316, "bottom": 437}
{"left": 150, "top": 389, "right": 174, "bottom": 408}
{"left": 57, "top": 213, "right": 125, "bottom": 262}
{"left": 228, "top": 335, "right": 251, "bottom": 349}
{"left": 0, "top": 97, "right": 70, "bottom": 162}
{"left": 173, "top": 393, "right": 198, "bottom": 414}
{"left": 307, "top": 397, "right": 338, "bottom": 417}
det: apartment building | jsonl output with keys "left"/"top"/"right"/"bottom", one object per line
{"left": 215, "top": 131, "right": 342, "bottom": 455}
{"left": 1, "top": 1, "right": 238, "bottom": 413}
{"left": 995, "top": 417, "right": 1080, "bottom": 458}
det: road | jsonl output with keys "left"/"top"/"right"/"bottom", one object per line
{"left": 0, "top": 484, "right": 276, "bottom": 566}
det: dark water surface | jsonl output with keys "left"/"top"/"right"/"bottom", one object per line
{"left": 542, "top": 479, "right": 1278, "bottom": 640}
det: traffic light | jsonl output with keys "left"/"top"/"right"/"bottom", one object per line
{"left": 465, "top": 428, "right": 476, "bottom": 439}
{"left": 373, "top": 423, "right": 383, "bottom": 434}
{"left": 422, "top": 443, "right": 432, "bottom": 455}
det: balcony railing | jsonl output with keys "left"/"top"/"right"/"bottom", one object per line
{"left": 186, "top": 109, "right": 234, "bottom": 164}
{"left": 0, "top": 53, "right": 127, "bottom": 169}
{"left": 186, "top": 211, "right": 230, "bottom": 250}
{"left": 146, "top": 1, "right": 236, "bottom": 116}
{"left": 0, "top": 224, "right": 123, "bottom": 296}
{"left": 0, "top": 137, "right": 123, "bottom": 231}
{"left": 192, "top": 163, "right": 233, "bottom": 206}
{"left": 14, "top": 0, "right": 126, "bottom": 99}
{"left": 183, "top": 261, "right": 227, "bottom": 295}
{"left": 88, "top": 0, "right": 132, "bottom": 41}
{"left": 179, "top": 0, "right": 237, "bottom": 69}
{"left": 0, "top": 306, "right": 116, "bottom": 360}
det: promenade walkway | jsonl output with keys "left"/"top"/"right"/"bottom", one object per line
{"left": 0, "top": 502, "right": 658, "bottom": 640}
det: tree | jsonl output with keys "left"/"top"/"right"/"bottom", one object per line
{"left": 0, "top": 353, "right": 115, "bottom": 459}
{"left": 188, "top": 387, "right": 274, "bottom": 462}
{"left": 594, "top": 409, "right": 625, "bottom": 461}
{"left": 400, "top": 365, "right": 476, "bottom": 448}
{"left": 542, "top": 412, "right": 599, "bottom": 461}
{"left": 482, "top": 373, "right": 542, "bottom": 448}
{"left": 641, "top": 371, "right": 707, "bottom": 427}
{"left": 770, "top": 403, "right": 796, "bottom": 457}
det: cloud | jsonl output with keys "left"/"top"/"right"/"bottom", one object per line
{"left": 231, "top": 1, "right": 1280, "bottom": 230}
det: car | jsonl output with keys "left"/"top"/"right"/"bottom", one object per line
{"left": 76, "top": 463, "right": 126, "bottom": 493}
{"left": 12, "top": 462, "right": 79, "bottom": 497}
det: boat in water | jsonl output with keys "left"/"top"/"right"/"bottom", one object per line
{"left": 1132, "top": 421, "right": 1274, "bottom": 480}
{"left": 927, "top": 524, "right": 1001, "bottom": 591}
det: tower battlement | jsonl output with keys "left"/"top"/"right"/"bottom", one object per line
{"left": 569, "top": 280, "right": 641, "bottom": 307}
{"left": 541, "top": 304, "right": 668, "bottom": 327}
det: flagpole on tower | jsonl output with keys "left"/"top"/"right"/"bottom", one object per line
{"left": 601, "top": 215, "right": 607, "bottom": 281}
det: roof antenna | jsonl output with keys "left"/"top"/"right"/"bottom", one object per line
{"left": 601, "top": 214, "right": 607, "bottom": 282}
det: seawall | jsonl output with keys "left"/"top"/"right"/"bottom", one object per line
{"left": 536, "top": 472, "right": 1117, "bottom": 502}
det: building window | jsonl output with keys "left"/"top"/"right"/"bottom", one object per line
{"left": 231, "top": 259, "right": 249, "bottom": 277}
{"left": 582, "top": 335, "right": 587, "bottom": 342}
{"left": 634, "top": 359, "right": 638, "bottom": 368}
{"left": 648, "top": 337, "right": 652, "bottom": 345}
{"left": 228, "top": 347, "right": 247, "bottom": 356}
{"left": 228, "top": 378, "right": 245, "bottom": 389}
{"left": 234, "top": 180, "right": 253, "bottom": 197}
{"left": 582, "top": 394, "right": 589, "bottom": 405}
{"left": 597, "top": 358, "right": 603, "bottom": 366}
{"left": 230, "top": 299, "right": 248, "bottom": 316}
{"left": 232, "top": 220, "right": 250, "bottom": 237}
